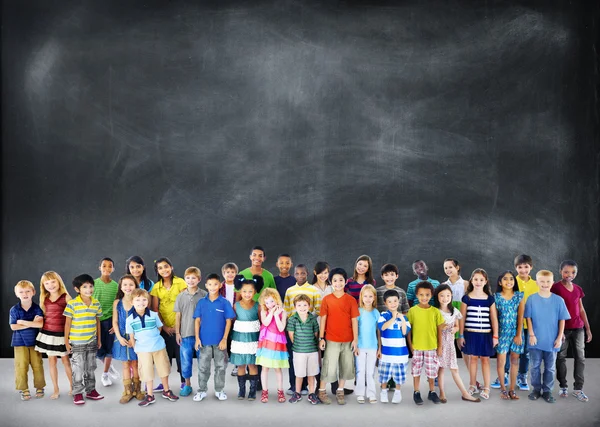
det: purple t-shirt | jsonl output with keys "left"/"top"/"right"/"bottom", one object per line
{"left": 551, "top": 282, "right": 585, "bottom": 330}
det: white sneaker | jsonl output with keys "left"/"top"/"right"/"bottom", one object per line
{"left": 215, "top": 391, "right": 227, "bottom": 401}
{"left": 380, "top": 390, "right": 389, "bottom": 403}
{"left": 101, "top": 373, "right": 112, "bottom": 387}
{"left": 108, "top": 364, "right": 120, "bottom": 380}
{"left": 193, "top": 391, "right": 207, "bottom": 402}
{"left": 392, "top": 390, "right": 402, "bottom": 404}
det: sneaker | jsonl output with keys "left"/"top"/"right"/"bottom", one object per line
{"left": 357, "top": 395, "right": 365, "bottom": 404}
{"left": 180, "top": 385, "right": 193, "bottom": 397}
{"left": 573, "top": 390, "right": 589, "bottom": 402}
{"left": 73, "top": 393, "right": 85, "bottom": 405}
{"left": 301, "top": 388, "right": 309, "bottom": 395}
{"left": 286, "top": 388, "right": 295, "bottom": 395}
{"left": 85, "top": 389, "right": 104, "bottom": 400}
{"left": 215, "top": 391, "right": 228, "bottom": 401}
{"left": 289, "top": 392, "right": 302, "bottom": 403}
{"left": 153, "top": 383, "right": 164, "bottom": 392}
{"left": 428, "top": 391, "right": 441, "bottom": 404}
{"left": 413, "top": 391, "right": 424, "bottom": 405}
{"left": 138, "top": 394, "right": 156, "bottom": 407}
{"left": 392, "top": 390, "right": 402, "bottom": 404}
{"left": 559, "top": 387, "right": 568, "bottom": 398}
{"left": 528, "top": 389, "right": 541, "bottom": 401}
{"left": 542, "top": 391, "right": 556, "bottom": 403}
{"left": 517, "top": 374, "right": 530, "bottom": 391}
{"left": 318, "top": 389, "right": 331, "bottom": 405}
{"left": 380, "top": 390, "right": 389, "bottom": 403}
{"left": 231, "top": 367, "right": 238, "bottom": 376}
{"left": 307, "top": 393, "right": 319, "bottom": 405}
{"left": 108, "top": 364, "right": 121, "bottom": 380}
{"left": 101, "top": 373, "right": 112, "bottom": 387}
{"left": 491, "top": 374, "right": 507, "bottom": 389}
{"left": 335, "top": 389, "right": 346, "bottom": 405}
{"left": 193, "top": 391, "right": 207, "bottom": 402}
{"left": 162, "top": 389, "right": 179, "bottom": 401}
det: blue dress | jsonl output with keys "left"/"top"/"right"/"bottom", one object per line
{"left": 112, "top": 300, "right": 138, "bottom": 361}
{"left": 495, "top": 292, "right": 525, "bottom": 354}
{"left": 230, "top": 302, "right": 260, "bottom": 365}
{"left": 462, "top": 295, "right": 495, "bottom": 357}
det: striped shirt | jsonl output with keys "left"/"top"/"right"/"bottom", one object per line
{"left": 286, "top": 312, "right": 319, "bottom": 353}
{"left": 126, "top": 309, "right": 165, "bottom": 353}
{"left": 377, "top": 311, "right": 411, "bottom": 364}
{"left": 283, "top": 284, "right": 322, "bottom": 316}
{"left": 376, "top": 285, "right": 409, "bottom": 314}
{"left": 93, "top": 278, "right": 119, "bottom": 321}
{"left": 63, "top": 296, "right": 102, "bottom": 343}
{"left": 345, "top": 279, "right": 376, "bottom": 302}
{"left": 462, "top": 295, "right": 494, "bottom": 332}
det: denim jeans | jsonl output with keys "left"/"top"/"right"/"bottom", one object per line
{"left": 72, "top": 340, "right": 98, "bottom": 395}
{"left": 179, "top": 336, "right": 197, "bottom": 379}
{"left": 556, "top": 328, "right": 585, "bottom": 390}
{"left": 529, "top": 349, "right": 557, "bottom": 393}
{"left": 504, "top": 335, "right": 529, "bottom": 375}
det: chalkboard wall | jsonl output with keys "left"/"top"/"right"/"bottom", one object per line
{"left": 2, "top": 0, "right": 598, "bottom": 357}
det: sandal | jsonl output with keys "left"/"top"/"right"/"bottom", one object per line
{"left": 468, "top": 385, "right": 479, "bottom": 396}
{"left": 500, "top": 390, "right": 509, "bottom": 400}
{"left": 35, "top": 388, "right": 44, "bottom": 399}
{"left": 480, "top": 388, "right": 490, "bottom": 400}
{"left": 508, "top": 390, "right": 519, "bottom": 400}
{"left": 277, "top": 389, "right": 286, "bottom": 403}
{"left": 260, "top": 390, "right": 269, "bottom": 403}
{"left": 20, "top": 390, "right": 31, "bottom": 401}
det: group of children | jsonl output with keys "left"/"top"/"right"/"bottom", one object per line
{"left": 10, "top": 248, "right": 592, "bottom": 408}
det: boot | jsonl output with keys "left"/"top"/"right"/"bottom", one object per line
{"left": 248, "top": 375, "right": 259, "bottom": 401}
{"left": 237, "top": 374, "right": 247, "bottom": 400}
{"left": 132, "top": 378, "right": 145, "bottom": 401}
{"left": 119, "top": 379, "right": 134, "bottom": 404}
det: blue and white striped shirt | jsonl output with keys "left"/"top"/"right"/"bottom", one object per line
{"left": 377, "top": 311, "right": 411, "bottom": 364}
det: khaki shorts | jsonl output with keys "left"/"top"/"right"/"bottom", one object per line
{"left": 321, "top": 341, "right": 354, "bottom": 383}
{"left": 137, "top": 348, "right": 171, "bottom": 383}
{"left": 293, "top": 351, "right": 320, "bottom": 378}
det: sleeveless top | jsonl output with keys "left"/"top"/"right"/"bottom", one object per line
{"left": 42, "top": 293, "right": 67, "bottom": 333}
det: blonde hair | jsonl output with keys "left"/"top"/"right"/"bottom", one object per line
{"left": 536, "top": 270, "right": 554, "bottom": 280}
{"left": 15, "top": 280, "right": 35, "bottom": 293}
{"left": 258, "top": 288, "right": 282, "bottom": 308}
{"left": 131, "top": 288, "right": 150, "bottom": 300}
{"left": 39, "top": 271, "right": 69, "bottom": 313}
{"left": 359, "top": 284, "right": 377, "bottom": 309}
{"left": 184, "top": 266, "right": 201, "bottom": 279}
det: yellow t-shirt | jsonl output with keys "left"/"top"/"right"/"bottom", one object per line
{"left": 407, "top": 305, "right": 445, "bottom": 351}
{"left": 150, "top": 276, "right": 187, "bottom": 327}
{"left": 518, "top": 276, "right": 538, "bottom": 329}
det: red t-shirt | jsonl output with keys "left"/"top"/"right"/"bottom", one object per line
{"left": 551, "top": 282, "right": 585, "bottom": 330}
{"left": 320, "top": 293, "right": 359, "bottom": 343}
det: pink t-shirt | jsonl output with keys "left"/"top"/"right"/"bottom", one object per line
{"left": 551, "top": 282, "right": 585, "bottom": 329}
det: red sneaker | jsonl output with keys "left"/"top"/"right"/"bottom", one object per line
{"left": 73, "top": 394, "right": 85, "bottom": 405}
{"left": 85, "top": 389, "right": 104, "bottom": 400}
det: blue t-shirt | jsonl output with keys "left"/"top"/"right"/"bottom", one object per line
{"left": 125, "top": 309, "right": 165, "bottom": 353}
{"left": 377, "top": 311, "right": 411, "bottom": 364}
{"left": 193, "top": 295, "right": 236, "bottom": 346}
{"left": 275, "top": 275, "right": 296, "bottom": 303}
{"left": 524, "top": 293, "right": 570, "bottom": 352}
{"left": 357, "top": 308, "right": 380, "bottom": 350}
{"left": 10, "top": 302, "right": 43, "bottom": 347}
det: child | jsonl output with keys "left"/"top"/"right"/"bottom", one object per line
{"left": 34, "top": 271, "right": 73, "bottom": 399}
{"left": 525, "top": 270, "right": 570, "bottom": 403}
{"left": 407, "top": 281, "right": 445, "bottom": 405}
{"left": 256, "top": 288, "right": 289, "bottom": 403}
{"left": 407, "top": 260, "right": 440, "bottom": 307}
{"left": 126, "top": 255, "right": 155, "bottom": 309}
{"left": 494, "top": 271, "right": 525, "bottom": 400}
{"left": 551, "top": 260, "right": 592, "bottom": 402}
{"left": 284, "top": 265, "right": 322, "bottom": 316}
{"left": 63, "top": 274, "right": 104, "bottom": 405}
{"left": 434, "top": 285, "right": 480, "bottom": 403}
{"left": 458, "top": 269, "right": 499, "bottom": 400}
{"left": 126, "top": 288, "right": 179, "bottom": 407}
{"left": 93, "top": 257, "right": 120, "bottom": 387}
{"left": 275, "top": 254, "right": 296, "bottom": 303}
{"left": 150, "top": 257, "right": 188, "bottom": 391}
{"left": 311, "top": 261, "right": 333, "bottom": 301}
{"left": 10, "top": 280, "right": 45, "bottom": 400}
{"left": 193, "top": 273, "right": 236, "bottom": 402}
{"left": 345, "top": 255, "right": 376, "bottom": 302}
{"left": 287, "top": 294, "right": 320, "bottom": 405}
{"left": 237, "top": 246, "right": 277, "bottom": 302}
{"left": 376, "top": 263, "right": 409, "bottom": 314}
{"left": 174, "top": 267, "right": 207, "bottom": 397}
{"left": 317, "top": 268, "right": 359, "bottom": 405}
{"left": 356, "top": 285, "right": 380, "bottom": 404}
{"left": 378, "top": 289, "right": 410, "bottom": 404}
{"left": 219, "top": 262, "right": 238, "bottom": 377}
{"left": 231, "top": 274, "right": 264, "bottom": 400}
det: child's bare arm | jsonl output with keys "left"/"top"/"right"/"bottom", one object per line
{"left": 554, "top": 319, "right": 566, "bottom": 349}
{"left": 128, "top": 332, "right": 135, "bottom": 348}
{"left": 319, "top": 314, "right": 327, "bottom": 350}
{"left": 490, "top": 303, "right": 499, "bottom": 347}
{"left": 175, "top": 312, "right": 182, "bottom": 345}
{"left": 96, "top": 318, "right": 102, "bottom": 349}
{"left": 527, "top": 318, "right": 537, "bottom": 346}
{"left": 64, "top": 317, "right": 72, "bottom": 352}
{"left": 195, "top": 318, "right": 202, "bottom": 350}
{"left": 579, "top": 300, "right": 592, "bottom": 343}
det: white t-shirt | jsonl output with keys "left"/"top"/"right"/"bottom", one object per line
{"left": 225, "top": 284, "right": 235, "bottom": 307}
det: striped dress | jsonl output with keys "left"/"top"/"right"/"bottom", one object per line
{"left": 462, "top": 294, "right": 495, "bottom": 357}
{"left": 35, "top": 293, "right": 68, "bottom": 356}
{"left": 230, "top": 301, "right": 260, "bottom": 365}
{"left": 255, "top": 312, "right": 289, "bottom": 368}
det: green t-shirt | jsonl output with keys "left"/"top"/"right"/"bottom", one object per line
{"left": 93, "top": 278, "right": 119, "bottom": 321}
{"left": 239, "top": 268, "right": 276, "bottom": 302}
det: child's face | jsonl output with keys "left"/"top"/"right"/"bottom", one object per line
{"left": 276, "top": 256, "right": 292, "bottom": 276}
{"left": 382, "top": 271, "right": 398, "bottom": 286}
{"left": 205, "top": 279, "right": 221, "bottom": 295}
{"left": 315, "top": 269, "right": 329, "bottom": 284}
{"left": 15, "top": 286, "right": 35, "bottom": 302}
{"left": 121, "top": 278, "right": 137, "bottom": 296}
{"left": 515, "top": 263, "right": 532, "bottom": 279}
{"left": 99, "top": 260, "right": 115, "bottom": 277}
{"left": 264, "top": 296, "right": 277, "bottom": 310}
{"left": 560, "top": 265, "right": 577, "bottom": 283}
{"left": 295, "top": 300, "right": 310, "bottom": 315}
{"left": 133, "top": 296, "right": 148, "bottom": 311}
{"left": 240, "top": 284, "right": 255, "bottom": 301}
{"left": 185, "top": 274, "right": 200, "bottom": 289}
{"left": 416, "top": 287, "right": 432, "bottom": 305}
{"left": 355, "top": 260, "right": 369, "bottom": 276}
{"left": 222, "top": 268, "right": 237, "bottom": 283}
{"left": 500, "top": 273, "right": 515, "bottom": 291}
{"left": 43, "top": 279, "right": 60, "bottom": 294}
{"left": 294, "top": 267, "right": 308, "bottom": 285}
{"left": 385, "top": 296, "right": 399, "bottom": 311}
{"left": 362, "top": 291, "right": 375, "bottom": 308}
{"left": 77, "top": 282, "right": 94, "bottom": 298}
{"left": 443, "top": 261, "right": 459, "bottom": 278}
{"left": 250, "top": 249, "right": 265, "bottom": 267}
{"left": 537, "top": 275, "right": 553, "bottom": 291}
{"left": 413, "top": 261, "right": 428, "bottom": 277}
{"left": 437, "top": 289, "right": 452, "bottom": 307}
{"left": 128, "top": 261, "right": 144, "bottom": 279}
{"left": 331, "top": 274, "right": 346, "bottom": 292}
{"left": 471, "top": 273, "right": 487, "bottom": 290}
{"left": 156, "top": 262, "right": 173, "bottom": 279}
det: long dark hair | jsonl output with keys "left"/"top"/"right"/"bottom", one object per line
{"left": 154, "top": 257, "right": 175, "bottom": 283}
{"left": 116, "top": 274, "right": 139, "bottom": 300}
{"left": 466, "top": 268, "right": 491, "bottom": 296}
{"left": 126, "top": 255, "right": 152, "bottom": 289}
{"left": 496, "top": 270, "right": 519, "bottom": 293}
{"left": 434, "top": 284, "right": 454, "bottom": 316}
{"left": 352, "top": 254, "right": 374, "bottom": 284}
{"left": 311, "top": 261, "right": 331, "bottom": 286}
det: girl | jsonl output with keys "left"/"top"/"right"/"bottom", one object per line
{"left": 150, "top": 257, "right": 188, "bottom": 391}
{"left": 126, "top": 255, "right": 155, "bottom": 308}
{"left": 345, "top": 255, "right": 376, "bottom": 302}
{"left": 494, "top": 271, "right": 524, "bottom": 400}
{"left": 34, "top": 271, "right": 73, "bottom": 399}
{"left": 231, "top": 275, "right": 263, "bottom": 401}
{"left": 311, "top": 261, "right": 333, "bottom": 301}
{"left": 434, "top": 285, "right": 480, "bottom": 403}
{"left": 255, "top": 288, "right": 289, "bottom": 403}
{"left": 355, "top": 285, "right": 379, "bottom": 404}
{"left": 112, "top": 274, "right": 145, "bottom": 403}
{"left": 458, "top": 269, "right": 499, "bottom": 400}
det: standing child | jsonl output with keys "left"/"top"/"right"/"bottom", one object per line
{"left": 407, "top": 260, "right": 441, "bottom": 307}
{"left": 526, "top": 270, "right": 570, "bottom": 403}
{"left": 256, "top": 288, "right": 289, "bottom": 403}
{"left": 311, "top": 261, "right": 333, "bottom": 302}
{"left": 10, "top": 280, "right": 45, "bottom": 401}
{"left": 458, "top": 269, "right": 499, "bottom": 401}
{"left": 376, "top": 263, "right": 409, "bottom": 314}
{"left": 219, "top": 262, "right": 238, "bottom": 377}
{"left": 231, "top": 275, "right": 263, "bottom": 400}
{"left": 193, "top": 274, "right": 236, "bottom": 402}
{"left": 34, "top": 271, "right": 73, "bottom": 399}
{"left": 126, "top": 288, "right": 179, "bottom": 407}
{"left": 174, "top": 267, "right": 207, "bottom": 397}
{"left": 275, "top": 254, "right": 296, "bottom": 303}
{"left": 345, "top": 255, "right": 376, "bottom": 302}
{"left": 433, "top": 285, "right": 480, "bottom": 403}
{"left": 551, "top": 260, "right": 592, "bottom": 402}
{"left": 355, "top": 285, "right": 380, "bottom": 404}
{"left": 64, "top": 274, "right": 104, "bottom": 405}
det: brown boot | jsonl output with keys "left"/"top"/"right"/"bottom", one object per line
{"left": 119, "top": 379, "right": 134, "bottom": 404}
{"left": 132, "top": 378, "right": 145, "bottom": 401}
{"left": 318, "top": 389, "right": 331, "bottom": 405}
{"left": 336, "top": 389, "right": 346, "bottom": 405}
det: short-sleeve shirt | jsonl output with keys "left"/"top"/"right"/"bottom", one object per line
{"left": 10, "top": 302, "right": 43, "bottom": 347}
{"left": 551, "top": 282, "right": 585, "bottom": 330}
{"left": 358, "top": 308, "right": 380, "bottom": 350}
{"left": 377, "top": 311, "right": 411, "bottom": 364}
{"left": 286, "top": 312, "right": 319, "bottom": 353}
{"left": 173, "top": 288, "right": 207, "bottom": 338}
{"left": 93, "top": 278, "right": 119, "bottom": 321}
{"left": 376, "top": 286, "right": 409, "bottom": 314}
{"left": 275, "top": 275, "right": 296, "bottom": 303}
{"left": 406, "top": 277, "right": 441, "bottom": 306}
{"left": 345, "top": 279, "right": 376, "bottom": 302}
{"left": 407, "top": 305, "right": 444, "bottom": 351}
{"left": 524, "top": 293, "right": 570, "bottom": 352}
{"left": 319, "top": 293, "right": 359, "bottom": 343}
{"left": 126, "top": 309, "right": 165, "bottom": 353}
{"left": 239, "top": 268, "right": 277, "bottom": 302}
{"left": 518, "top": 276, "right": 538, "bottom": 329}
{"left": 150, "top": 276, "right": 188, "bottom": 328}
{"left": 63, "top": 296, "right": 102, "bottom": 344}
{"left": 442, "top": 277, "right": 467, "bottom": 303}
{"left": 193, "top": 295, "right": 236, "bottom": 346}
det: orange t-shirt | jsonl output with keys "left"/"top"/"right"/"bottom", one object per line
{"left": 319, "top": 293, "right": 359, "bottom": 342}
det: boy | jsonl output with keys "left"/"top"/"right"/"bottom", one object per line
{"left": 174, "top": 267, "right": 207, "bottom": 397}
{"left": 275, "top": 254, "right": 296, "bottom": 303}
{"left": 378, "top": 290, "right": 411, "bottom": 404}
{"left": 10, "top": 280, "right": 45, "bottom": 400}
{"left": 284, "top": 265, "right": 322, "bottom": 316}
{"left": 407, "top": 281, "right": 444, "bottom": 405}
{"left": 193, "top": 273, "right": 236, "bottom": 402}
{"left": 219, "top": 262, "right": 238, "bottom": 376}
{"left": 287, "top": 294, "right": 320, "bottom": 404}
{"left": 376, "top": 264, "right": 409, "bottom": 314}
{"left": 63, "top": 274, "right": 104, "bottom": 405}
{"left": 238, "top": 246, "right": 277, "bottom": 302}
{"left": 93, "top": 257, "right": 120, "bottom": 386}
{"left": 317, "top": 268, "right": 359, "bottom": 405}
{"left": 525, "top": 270, "right": 570, "bottom": 403}
{"left": 551, "top": 260, "right": 592, "bottom": 402}
{"left": 406, "top": 260, "right": 440, "bottom": 307}
{"left": 126, "top": 288, "right": 179, "bottom": 407}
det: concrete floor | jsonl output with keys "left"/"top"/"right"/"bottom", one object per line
{"left": 0, "top": 358, "right": 599, "bottom": 427}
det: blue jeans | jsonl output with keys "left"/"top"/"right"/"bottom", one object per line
{"left": 556, "top": 328, "right": 585, "bottom": 390}
{"left": 504, "top": 335, "right": 529, "bottom": 375}
{"left": 529, "top": 349, "right": 557, "bottom": 393}
{"left": 179, "top": 336, "right": 197, "bottom": 379}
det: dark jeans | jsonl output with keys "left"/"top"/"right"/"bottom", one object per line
{"left": 161, "top": 330, "right": 184, "bottom": 383}
{"left": 96, "top": 318, "right": 114, "bottom": 360}
{"left": 503, "top": 336, "right": 529, "bottom": 375}
{"left": 556, "top": 328, "right": 585, "bottom": 390}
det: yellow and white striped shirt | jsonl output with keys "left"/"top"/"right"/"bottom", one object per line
{"left": 63, "top": 295, "right": 102, "bottom": 343}
{"left": 283, "top": 284, "right": 322, "bottom": 316}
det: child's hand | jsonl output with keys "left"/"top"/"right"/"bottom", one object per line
{"left": 218, "top": 338, "right": 227, "bottom": 351}
{"left": 437, "top": 347, "right": 443, "bottom": 358}
{"left": 554, "top": 337, "right": 562, "bottom": 349}
{"left": 376, "top": 349, "right": 382, "bottom": 359}
{"left": 354, "top": 346, "right": 359, "bottom": 356}
{"left": 457, "top": 338, "right": 465, "bottom": 348}
{"left": 108, "top": 327, "right": 114, "bottom": 334}
{"left": 513, "top": 334, "right": 522, "bottom": 346}
{"left": 319, "top": 339, "right": 326, "bottom": 351}
{"left": 164, "top": 326, "right": 176, "bottom": 336}
{"left": 451, "top": 326, "right": 459, "bottom": 335}
{"left": 586, "top": 328, "right": 592, "bottom": 343}
{"left": 195, "top": 338, "right": 202, "bottom": 351}
{"left": 16, "top": 319, "right": 24, "bottom": 325}
{"left": 175, "top": 333, "right": 182, "bottom": 346}
{"left": 97, "top": 339, "right": 102, "bottom": 350}
{"left": 118, "top": 337, "right": 129, "bottom": 347}
{"left": 492, "top": 337, "right": 498, "bottom": 348}
{"left": 65, "top": 341, "right": 72, "bottom": 353}
{"left": 529, "top": 335, "right": 537, "bottom": 347}
{"left": 351, "top": 340, "right": 358, "bottom": 355}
